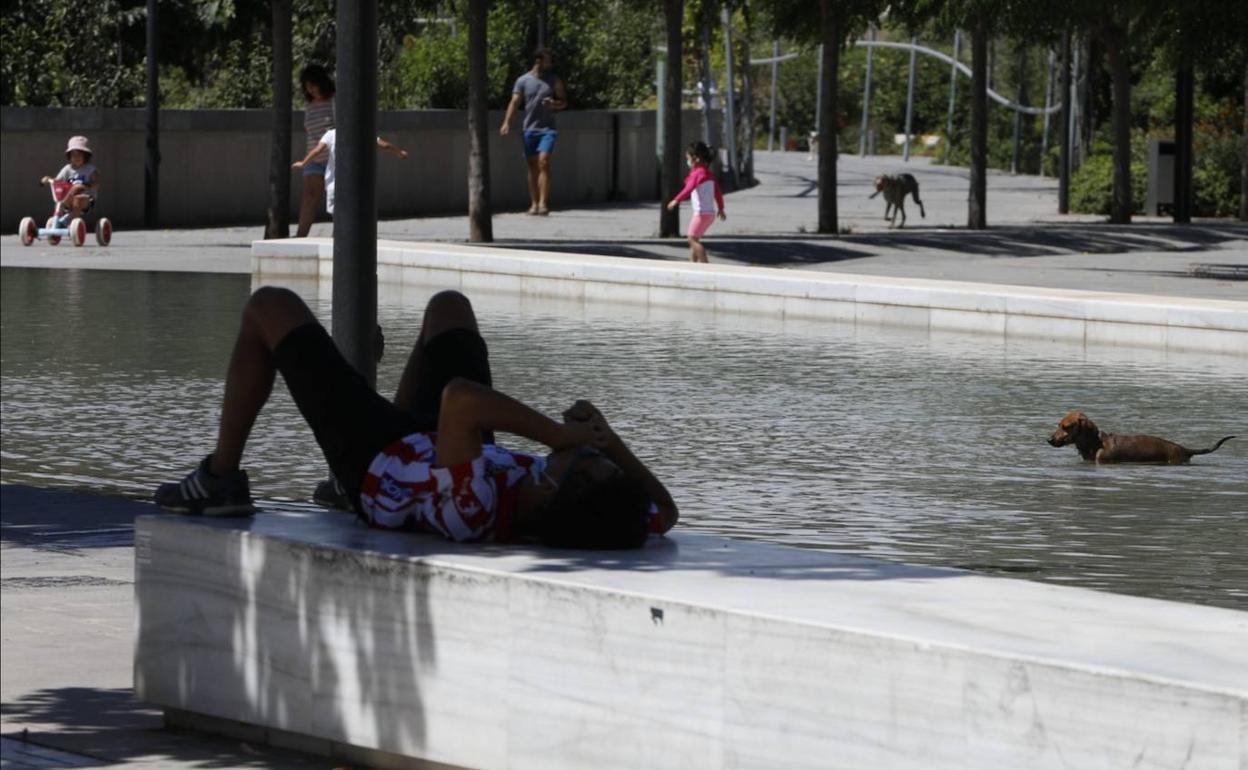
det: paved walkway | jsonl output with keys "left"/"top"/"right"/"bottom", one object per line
{"left": 3, "top": 153, "right": 1245, "bottom": 300}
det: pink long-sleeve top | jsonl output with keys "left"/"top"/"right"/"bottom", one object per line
{"left": 673, "top": 165, "right": 724, "bottom": 214}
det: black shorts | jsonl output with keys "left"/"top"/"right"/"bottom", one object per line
{"left": 273, "top": 323, "right": 493, "bottom": 508}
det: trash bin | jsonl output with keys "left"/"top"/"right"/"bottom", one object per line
{"left": 1146, "top": 139, "right": 1175, "bottom": 215}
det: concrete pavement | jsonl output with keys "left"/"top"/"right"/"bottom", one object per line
{"left": 3, "top": 152, "right": 1244, "bottom": 300}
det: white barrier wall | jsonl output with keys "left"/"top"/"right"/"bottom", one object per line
{"left": 134, "top": 512, "right": 1248, "bottom": 770}
{"left": 253, "top": 239, "right": 1248, "bottom": 355}
{"left": 1, "top": 107, "right": 704, "bottom": 228}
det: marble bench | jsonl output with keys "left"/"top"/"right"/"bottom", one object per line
{"left": 134, "top": 510, "right": 1248, "bottom": 770}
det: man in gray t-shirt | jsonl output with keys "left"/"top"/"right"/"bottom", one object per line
{"left": 500, "top": 47, "right": 566, "bottom": 216}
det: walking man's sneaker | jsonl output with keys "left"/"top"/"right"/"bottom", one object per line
{"left": 154, "top": 455, "right": 255, "bottom": 516}
{"left": 312, "top": 476, "right": 353, "bottom": 511}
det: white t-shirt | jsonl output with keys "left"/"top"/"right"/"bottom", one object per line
{"left": 320, "top": 129, "right": 336, "bottom": 213}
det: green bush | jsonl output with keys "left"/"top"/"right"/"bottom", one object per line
{"left": 1069, "top": 154, "right": 1147, "bottom": 215}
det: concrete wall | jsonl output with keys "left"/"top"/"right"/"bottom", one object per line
{"left": 134, "top": 512, "right": 1248, "bottom": 770}
{"left": 1, "top": 107, "right": 705, "bottom": 229}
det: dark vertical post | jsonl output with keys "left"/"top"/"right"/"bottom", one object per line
{"left": 659, "top": 0, "right": 683, "bottom": 237}
{"left": 816, "top": 0, "right": 839, "bottom": 234}
{"left": 334, "top": 0, "right": 378, "bottom": 385}
{"left": 1058, "top": 30, "right": 1072, "bottom": 213}
{"left": 537, "top": 0, "right": 548, "bottom": 48}
{"left": 1241, "top": 62, "right": 1248, "bottom": 221}
{"left": 721, "top": 5, "right": 739, "bottom": 189}
{"left": 1173, "top": 41, "right": 1193, "bottom": 223}
{"left": 1011, "top": 47, "right": 1025, "bottom": 174}
{"left": 267, "top": 0, "right": 292, "bottom": 239}
{"left": 467, "top": 0, "right": 492, "bottom": 242}
{"left": 144, "top": 0, "right": 159, "bottom": 228}
{"left": 699, "top": 24, "right": 715, "bottom": 145}
{"left": 968, "top": 14, "right": 988, "bottom": 229}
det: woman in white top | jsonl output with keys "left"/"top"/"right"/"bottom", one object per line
{"left": 296, "top": 64, "right": 336, "bottom": 237}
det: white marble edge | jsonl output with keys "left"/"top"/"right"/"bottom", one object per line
{"left": 134, "top": 512, "right": 1248, "bottom": 701}
{"left": 250, "top": 239, "right": 1248, "bottom": 344}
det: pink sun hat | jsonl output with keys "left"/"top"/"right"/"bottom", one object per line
{"left": 65, "top": 135, "right": 93, "bottom": 158}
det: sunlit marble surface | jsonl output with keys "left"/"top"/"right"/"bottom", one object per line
{"left": 253, "top": 238, "right": 1248, "bottom": 355}
{"left": 135, "top": 510, "right": 1247, "bottom": 770}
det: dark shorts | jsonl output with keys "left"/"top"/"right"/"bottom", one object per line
{"left": 273, "top": 323, "right": 493, "bottom": 509}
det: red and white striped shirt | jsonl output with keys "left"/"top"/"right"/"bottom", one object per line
{"left": 359, "top": 432, "right": 544, "bottom": 542}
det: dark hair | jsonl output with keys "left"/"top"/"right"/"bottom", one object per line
{"left": 533, "top": 46, "right": 553, "bottom": 65}
{"left": 300, "top": 64, "right": 336, "bottom": 100}
{"left": 538, "top": 471, "right": 650, "bottom": 550}
{"left": 686, "top": 141, "right": 714, "bottom": 165}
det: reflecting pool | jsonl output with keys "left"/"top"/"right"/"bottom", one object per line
{"left": 2, "top": 267, "right": 1245, "bottom": 608}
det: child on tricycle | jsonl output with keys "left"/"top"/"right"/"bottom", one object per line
{"left": 19, "top": 135, "right": 111, "bottom": 247}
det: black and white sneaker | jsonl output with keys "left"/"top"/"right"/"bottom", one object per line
{"left": 312, "top": 476, "right": 353, "bottom": 511}
{"left": 154, "top": 455, "right": 255, "bottom": 516}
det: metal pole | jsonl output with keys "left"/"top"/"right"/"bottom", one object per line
{"left": 768, "top": 39, "right": 778, "bottom": 151}
{"left": 537, "top": 0, "right": 548, "bottom": 48}
{"left": 144, "top": 0, "right": 159, "bottom": 228}
{"left": 1070, "top": 40, "right": 1081, "bottom": 167}
{"left": 944, "top": 29, "right": 961, "bottom": 163}
{"left": 333, "top": 0, "right": 378, "bottom": 385}
{"left": 1041, "top": 48, "right": 1054, "bottom": 173}
{"left": 721, "top": 5, "right": 739, "bottom": 188}
{"left": 903, "top": 37, "right": 917, "bottom": 162}
{"left": 859, "top": 26, "right": 874, "bottom": 156}
{"left": 815, "top": 43, "right": 824, "bottom": 136}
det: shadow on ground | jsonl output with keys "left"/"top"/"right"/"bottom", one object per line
{"left": 479, "top": 222, "right": 1248, "bottom": 267}
{"left": 1, "top": 687, "right": 321, "bottom": 768}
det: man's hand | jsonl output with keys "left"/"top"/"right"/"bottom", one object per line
{"left": 666, "top": 200, "right": 678, "bottom": 211}
{"left": 500, "top": 121, "right": 511, "bottom": 136}
{"left": 291, "top": 160, "right": 305, "bottom": 171}
{"left": 562, "top": 400, "right": 620, "bottom": 450}
{"left": 717, "top": 209, "right": 727, "bottom": 221}
{"left": 554, "top": 419, "right": 610, "bottom": 451}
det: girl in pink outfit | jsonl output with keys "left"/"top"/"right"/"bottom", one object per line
{"left": 666, "top": 141, "right": 726, "bottom": 263}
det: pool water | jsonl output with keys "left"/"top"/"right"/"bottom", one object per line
{"left": 3, "top": 267, "right": 1246, "bottom": 609}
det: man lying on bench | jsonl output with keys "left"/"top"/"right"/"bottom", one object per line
{"left": 154, "top": 288, "right": 678, "bottom": 549}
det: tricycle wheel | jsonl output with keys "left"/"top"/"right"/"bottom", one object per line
{"left": 19, "top": 217, "right": 36, "bottom": 246}
{"left": 69, "top": 217, "right": 87, "bottom": 247}
{"left": 95, "top": 217, "right": 113, "bottom": 246}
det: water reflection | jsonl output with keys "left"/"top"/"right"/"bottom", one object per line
{"left": 2, "top": 268, "right": 1246, "bottom": 608}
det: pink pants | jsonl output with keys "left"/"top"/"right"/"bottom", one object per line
{"left": 688, "top": 213, "right": 716, "bottom": 239}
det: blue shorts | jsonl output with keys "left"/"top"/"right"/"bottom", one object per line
{"left": 302, "top": 161, "right": 327, "bottom": 177}
{"left": 522, "top": 131, "right": 558, "bottom": 157}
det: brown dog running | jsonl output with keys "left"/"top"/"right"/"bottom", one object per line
{"left": 1047, "top": 411, "right": 1235, "bottom": 464}
{"left": 869, "top": 173, "right": 926, "bottom": 228}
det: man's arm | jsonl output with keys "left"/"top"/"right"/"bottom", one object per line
{"left": 548, "top": 78, "right": 568, "bottom": 111}
{"left": 500, "top": 93, "right": 522, "bottom": 135}
{"left": 436, "top": 378, "right": 605, "bottom": 467}
{"left": 292, "top": 141, "right": 328, "bottom": 170}
{"left": 563, "top": 400, "right": 679, "bottom": 534}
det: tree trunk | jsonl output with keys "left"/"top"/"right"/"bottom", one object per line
{"left": 1101, "top": 18, "right": 1132, "bottom": 224}
{"left": 968, "top": 14, "right": 988, "bottom": 229}
{"left": 660, "top": 0, "right": 683, "bottom": 237}
{"left": 816, "top": 0, "right": 838, "bottom": 234}
{"left": 1058, "top": 29, "right": 1072, "bottom": 213}
{"left": 1240, "top": 60, "right": 1247, "bottom": 221}
{"left": 467, "top": 0, "right": 492, "bottom": 242}
{"left": 266, "top": 0, "right": 292, "bottom": 239}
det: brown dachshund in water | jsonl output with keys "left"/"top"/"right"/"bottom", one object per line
{"left": 1048, "top": 411, "right": 1235, "bottom": 464}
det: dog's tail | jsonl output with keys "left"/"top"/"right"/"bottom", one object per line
{"left": 1190, "top": 436, "right": 1236, "bottom": 456}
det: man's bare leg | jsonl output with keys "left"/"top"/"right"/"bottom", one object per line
{"left": 536, "top": 153, "right": 552, "bottom": 213}
{"left": 210, "top": 287, "right": 318, "bottom": 475}
{"left": 525, "top": 156, "right": 541, "bottom": 213}
{"left": 394, "top": 291, "right": 481, "bottom": 412}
